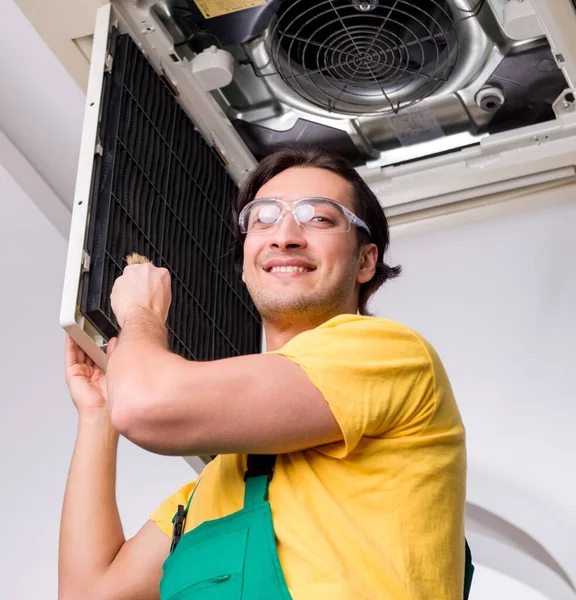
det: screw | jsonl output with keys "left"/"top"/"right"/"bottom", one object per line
{"left": 352, "top": 0, "right": 377, "bottom": 11}
{"left": 563, "top": 101, "right": 574, "bottom": 111}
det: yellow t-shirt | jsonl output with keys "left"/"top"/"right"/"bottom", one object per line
{"left": 151, "top": 315, "right": 466, "bottom": 599}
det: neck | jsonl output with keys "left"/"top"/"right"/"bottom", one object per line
{"left": 263, "top": 309, "right": 353, "bottom": 351}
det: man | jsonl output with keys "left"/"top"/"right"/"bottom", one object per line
{"left": 59, "top": 146, "right": 467, "bottom": 599}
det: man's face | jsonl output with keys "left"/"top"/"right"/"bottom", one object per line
{"left": 241, "top": 167, "right": 376, "bottom": 324}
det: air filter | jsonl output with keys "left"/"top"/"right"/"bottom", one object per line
{"left": 83, "top": 31, "right": 261, "bottom": 361}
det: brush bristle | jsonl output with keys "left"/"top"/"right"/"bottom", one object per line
{"left": 126, "top": 252, "right": 152, "bottom": 265}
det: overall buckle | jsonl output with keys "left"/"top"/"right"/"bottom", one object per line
{"left": 170, "top": 504, "right": 185, "bottom": 552}
{"left": 244, "top": 454, "right": 276, "bottom": 481}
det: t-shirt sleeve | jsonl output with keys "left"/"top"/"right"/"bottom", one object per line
{"left": 150, "top": 480, "right": 197, "bottom": 538}
{"left": 269, "top": 316, "right": 438, "bottom": 457}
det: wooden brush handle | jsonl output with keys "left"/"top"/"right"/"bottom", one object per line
{"left": 126, "top": 252, "right": 152, "bottom": 265}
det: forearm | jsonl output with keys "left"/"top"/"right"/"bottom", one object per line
{"left": 107, "top": 307, "right": 170, "bottom": 409}
{"left": 106, "top": 307, "right": 218, "bottom": 454}
{"left": 58, "top": 409, "right": 124, "bottom": 597}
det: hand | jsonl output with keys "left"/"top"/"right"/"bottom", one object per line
{"left": 110, "top": 263, "right": 172, "bottom": 329}
{"left": 65, "top": 336, "right": 117, "bottom": 414}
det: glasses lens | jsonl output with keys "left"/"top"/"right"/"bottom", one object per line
{"left": 296, "top": 200, "right": 350, "bottom": 231}
{"left": 243, "top": 200, "right": 281, "bottom": 232}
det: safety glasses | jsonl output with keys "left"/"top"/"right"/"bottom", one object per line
{"left": 238, "top": 197, "right": 371, "bottom": 236}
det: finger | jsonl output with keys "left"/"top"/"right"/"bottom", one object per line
{"left": 107, "top": 337, "right": 118, "bottom": 356}
{"left": 77, "top": 345, "right": 86, "bottom": 365}
{"left": 65, "top": 335, "right": 78, "bottom": 368}
{"left": 122, "top": 263, "right": 147, "bottom": 274}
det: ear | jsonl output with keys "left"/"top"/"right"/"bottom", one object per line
{"left": 357, "top": 244, "right": 378, "bottom": 284}
{"left": 241, "top": 268, "right": 246, "bottom": 283}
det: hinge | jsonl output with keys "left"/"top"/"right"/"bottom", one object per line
{"left": 95, "top": 138, "right": 104, "bottom": 156}
{"left": 105, "top": 54, "right": 114, "bottom": 73}
{"left": 81, "top": 251, "right": 91, "bottom": 273}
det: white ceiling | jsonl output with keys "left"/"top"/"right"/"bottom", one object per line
{"left": 13, "top": 0, "right": 105, "bottom": 90}
{"left": 0, "top": 0, "right": 87, "bottom": 231}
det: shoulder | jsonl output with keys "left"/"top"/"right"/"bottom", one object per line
{"left": 300, "top": 314, "right": 430, "bottom": 341}
{"left": 276, "top": 314, "right": 435, "bottom": 361}
{"left": 270, "top": 314, "right": 442, "bottom": 404}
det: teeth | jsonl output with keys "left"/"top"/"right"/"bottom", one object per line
{"left": 269, "top": 266, "right": 309, "bottom": 273}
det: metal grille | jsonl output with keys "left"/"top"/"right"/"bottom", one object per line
{"left": 271, "top": 0, "right": 460, "bottom": 115}
{"left": 83, "top": 31, "right": 261, "bottom": 361}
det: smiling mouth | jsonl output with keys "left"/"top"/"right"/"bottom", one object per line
{"left": 267, "top": 266, "right": 314, "bottom": 273}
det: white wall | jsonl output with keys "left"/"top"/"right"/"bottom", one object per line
{"left": 472, "top": 565, "right": 549, "bottom": 600}
{"left": 0, "top": 165, "right": 194, "bottom": 596}
{"left": 373, "top": 198, "right": 576, "bottom": 597}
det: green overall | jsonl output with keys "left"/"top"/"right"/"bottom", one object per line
{"left": 159, "top": 454, "right": 475, "bottom": 599}
{"left": 160, "top": 455, "right": 292, "bottom": 599}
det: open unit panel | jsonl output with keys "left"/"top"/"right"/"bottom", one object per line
{"left": 60, "top": 6, "right": 262, "bottom": 466}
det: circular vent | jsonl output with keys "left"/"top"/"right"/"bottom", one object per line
{"left": 270, "top": 0, "right": 460, "bottom": 115}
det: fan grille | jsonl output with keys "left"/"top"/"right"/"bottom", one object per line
{"left": 83, "top": 32, "right": 261, "bottom": 361}
{"left": 271, "top": 0, "right": 460, "bottom": 115}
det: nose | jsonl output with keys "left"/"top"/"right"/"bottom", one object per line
{"left": 267, "top": 211, "right": 308, "bottom": 251}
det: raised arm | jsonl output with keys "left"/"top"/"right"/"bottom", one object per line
{"left": 59, "top": 337, "right": 170, "bottom": 600}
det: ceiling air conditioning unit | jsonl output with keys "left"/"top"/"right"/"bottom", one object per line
{"left": 136, "top": 0, "right": 576, "bottom": 228}
{"left": 60, "top": 0, "right": 576, "bottom": 468}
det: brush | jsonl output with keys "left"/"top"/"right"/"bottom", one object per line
{"left": 125, "top": 252, "right": 152, "bottom": 265}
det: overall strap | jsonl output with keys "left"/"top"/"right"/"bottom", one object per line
{"left": 463, "top": 538, "right": 475, "bottom": 599}
{"left": 243, "top": 453, "right": 474, "bottom": 599}
{"left": 243, "top": 454, "right": 276, "bottom": 508}
{"left": 182, "top": 478, "right": 201, "bottom": 517}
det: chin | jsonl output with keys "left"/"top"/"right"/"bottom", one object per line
{"left": 252, "top": 292, "right": 310, "bottom": 316}
{"left": 255, "top": 291, "right": 343, "bottom": 323}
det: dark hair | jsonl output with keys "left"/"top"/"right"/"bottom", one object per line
{"left": 232, "top": 146, "right": 401, "bottom": 316}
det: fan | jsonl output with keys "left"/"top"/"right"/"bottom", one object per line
{"left": 270, "top": 0, "right": 460, "bottom": 115}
